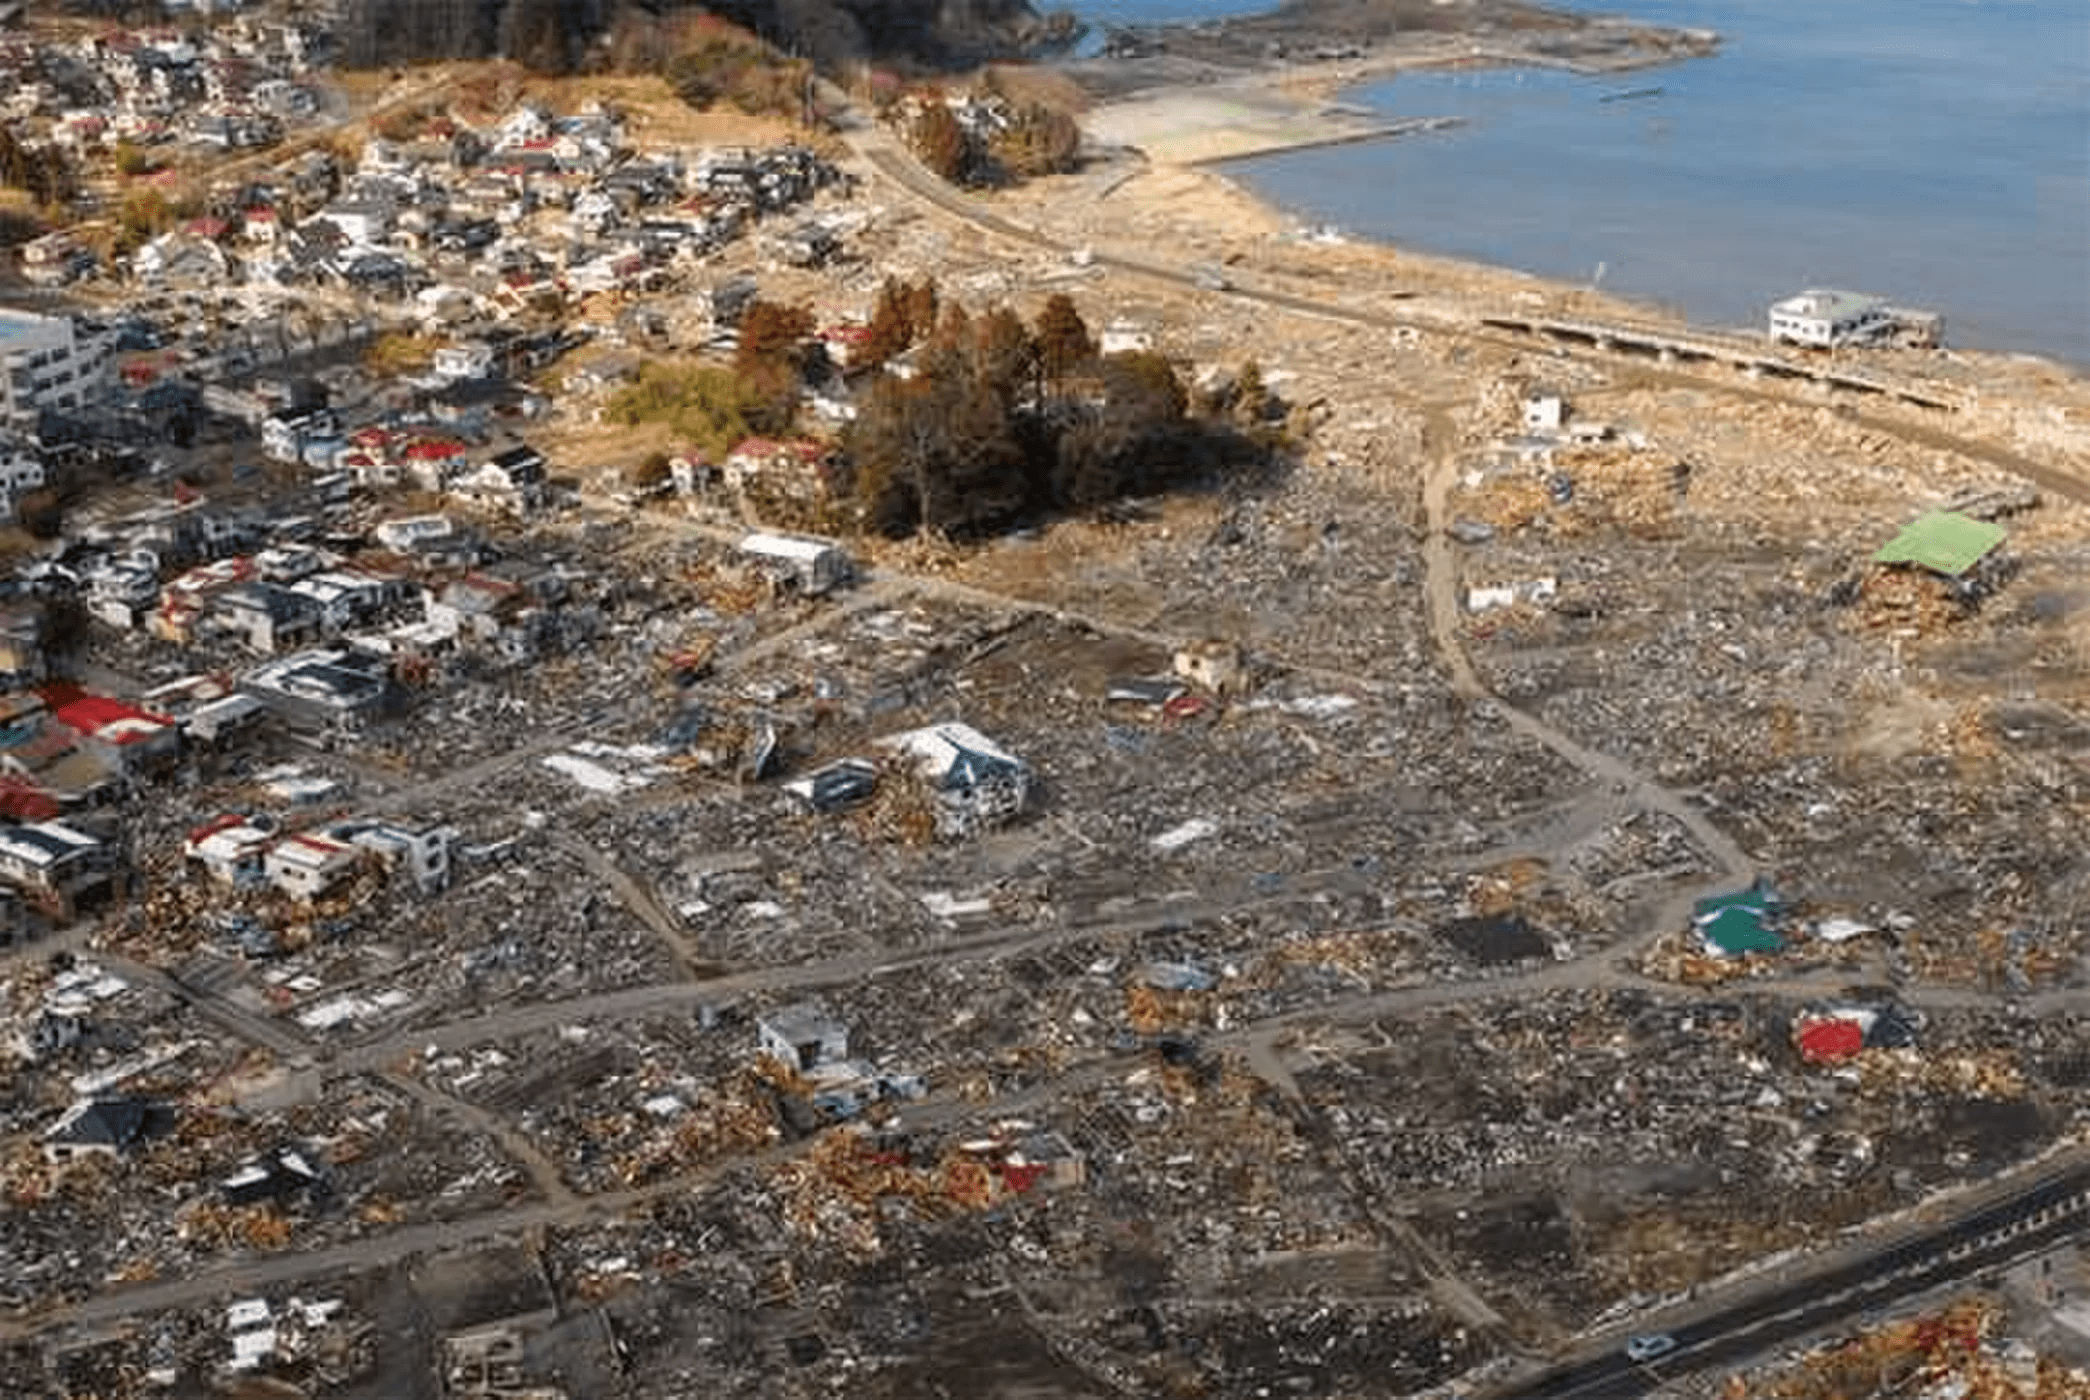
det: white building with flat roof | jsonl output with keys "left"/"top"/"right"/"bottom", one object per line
{"left": 739, "top": 532, "right": 852, "bottom": 596}
{"left": 1767, "top": 290, "right": 1896, "bottom": 348}
{"left": 0, "top": 308, "right": 107, "bottom": 431}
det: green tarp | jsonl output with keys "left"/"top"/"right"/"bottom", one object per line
{"left": 1872, "top": 511, "right": 2006, "bottom": 579}
{"left": 1693, "top": 884, "right": 1785, "bottom": 958}
{"left": 1698, "top": 905, "right": 1784, "bottom": 957}
{"left": 1694, "top": 888, "right": 1772, "bottom": 920}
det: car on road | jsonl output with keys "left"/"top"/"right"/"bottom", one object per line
{"left": 1624, "top": 1334, "right": 1677, "bottom": 1363}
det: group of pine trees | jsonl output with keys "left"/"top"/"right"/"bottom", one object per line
{"left": 616, "top": 286, "right": 1279, "bottom": 540}
{"left": 0, "top": 127, "right": 77, "bottom": 210}
{"left": 908, "top": 97, "right": 1081, "bottom": 186}
{"left": 840, "top": 282, "right": 1277, "bottom": 538}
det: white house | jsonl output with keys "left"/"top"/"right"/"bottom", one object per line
{"left": 314, "top": 199, "right": 394, "bottom": 249}
{"left": 373, "top": 513, "right": 463, "bottom": 554}
{"left": 492, "top": 104, "right": 552, "bottom": 150}
{"left": 341, "top": 821, "right": 453, "bottom": 894}
{"left": 84, "top": 556, "right": 162, "bottom": 630}
{"left": 263, "top": 830, "right": 362, "bottom": 902}
{"left": 0, "top": 308, "right": 107, "bottom": 432}
{"left": 0, "top": 439, "right": 46, "bottom": 519}
{"left": 450, "top": 445, "right": 548, "bottom": 516}
{"left": 1767, "top": 289, "right": 1896, "bottom": 348}
{"left": 739, "top": 533, "right": 851, "bottom": 596}
{"left": 288, "top": 570, "right": 403, "bottom": 633}
{"left": 432, "top": 341, "right": 496, "bottom": 383}
{"left": 262, "top": 409, "right": 340, "bottom": 465}
{"left": 185, "top": 813, "right": 276, "bottom": 887}
{"left": 1522, "top": 394, "right": 1566, "bottom": 434}
{"left": 0, "top": 821, "right": 112, "bottom": 919}
{"left": 877, "top": 722, "right": 1031, "bottom": 837}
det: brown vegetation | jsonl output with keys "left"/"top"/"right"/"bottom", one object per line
{"left": 843, "top": 290, "right": 1276, "bottom": 539}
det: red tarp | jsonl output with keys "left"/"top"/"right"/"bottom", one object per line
{"left": 1797, "top": 1019, "right": 1867, "bottom": 1065}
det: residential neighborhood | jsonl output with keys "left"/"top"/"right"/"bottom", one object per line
{"left": 0, "top": 2, "right": 2085, "bottom": 1399}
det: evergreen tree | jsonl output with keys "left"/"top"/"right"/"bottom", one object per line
{"left": 991, "top": 104, "right": 1081, "bottom": 178}
{"left": 855, "top": 277, "right": 917, "bottom": 374}
{"left": 903, "top": 278, "right": 940, "bottom": 340}
{"left": 734, "top": 299, "right": 815, "bottom": 435}
{"left": 970, "top": 305, "right": 1037, "bottom": 408}
{"left": 911, "top": 101, "right": 970, "bottom": 183}
{"left": 1034, "top": 293, "right": 1095, "bottom": 383}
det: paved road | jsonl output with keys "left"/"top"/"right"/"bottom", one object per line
{"left": 1496, "top": 1161, "right": 2090, "bottom": 1398}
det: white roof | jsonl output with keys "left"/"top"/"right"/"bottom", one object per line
{"left": 230, "top": 1327, "right": 276, "bottom": 1369}
{"left": 190, "top": 824, "right": 272, "bottom": 863}
{"left": 740, "top": 531, "right": 838, "bottom": 562}
{"left": 266, "top": 832, "right": 359, "bottom": 872}
{"left": 1772, "top": 288, "right": 1884, "bottom": 321}
{"left": 373, "top": 514, "right": 456, "bottom": 545}
{"left": 95, "top": 716, "right": 171, "bottom": 744}
{"left": 191, "top": 693, "right": 267, "bottom": 724}
{"left": 290, "top": 572, "right": 374, "bottom": 605}
{"left": 878, "top": 722, "right": 1024, "bottom": 780}
{"left": 0, "top": 822, "right": 99, "bottom": 868}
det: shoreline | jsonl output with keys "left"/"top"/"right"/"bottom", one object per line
{"left": 1043, "top": 17, "right": 2086, "bottom": 381}
{"left": 1057, "top": 20, "right": 1733, "bottom": 326}
{"left": 1105, "top": 155, "right": 2084, "bottom": 383}
{"left": 1070, "top": 18, "right": 1716, "bottom": 174}
{"left": 955, "top": 114, "right": 2088, "bottom": 440}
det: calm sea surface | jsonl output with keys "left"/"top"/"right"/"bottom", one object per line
{"left": 1074, "top": 1, "right": 2090, "bottom": 366}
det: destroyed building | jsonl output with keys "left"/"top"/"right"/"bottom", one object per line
{"left": 877, "top": 721, "right": 1031, "bottom": 838}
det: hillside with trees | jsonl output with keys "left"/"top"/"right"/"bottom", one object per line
{"left": 329, "top": 0, "right": 1081, "bottom": 74}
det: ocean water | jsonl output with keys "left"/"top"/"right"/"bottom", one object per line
{"left": 1073, "top": 0, "right": 2090, "bottom": 366}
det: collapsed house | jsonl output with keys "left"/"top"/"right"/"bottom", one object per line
{"left": 1859, "top": 510, "right": 2013, "bottom": 631}
{"left": 42, "top": 1096, "right": 155, "bottom": 1165}
{"left": 876, "top": 722, "right": 1031, "bottom": 839}
{"left": 756, "top": 1001, "right": 922, "bottom": 1120}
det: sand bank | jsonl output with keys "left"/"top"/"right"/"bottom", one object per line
{"left": 1073, "top": 15, "right": 1712, "bottom": 166}
{"left": 1081, "top": 84, "right": 1460, "bottom": 166}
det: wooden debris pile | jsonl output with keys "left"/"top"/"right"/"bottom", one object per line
{"left": 1855, "top": 565, "right": 1967, "bottom": 633}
